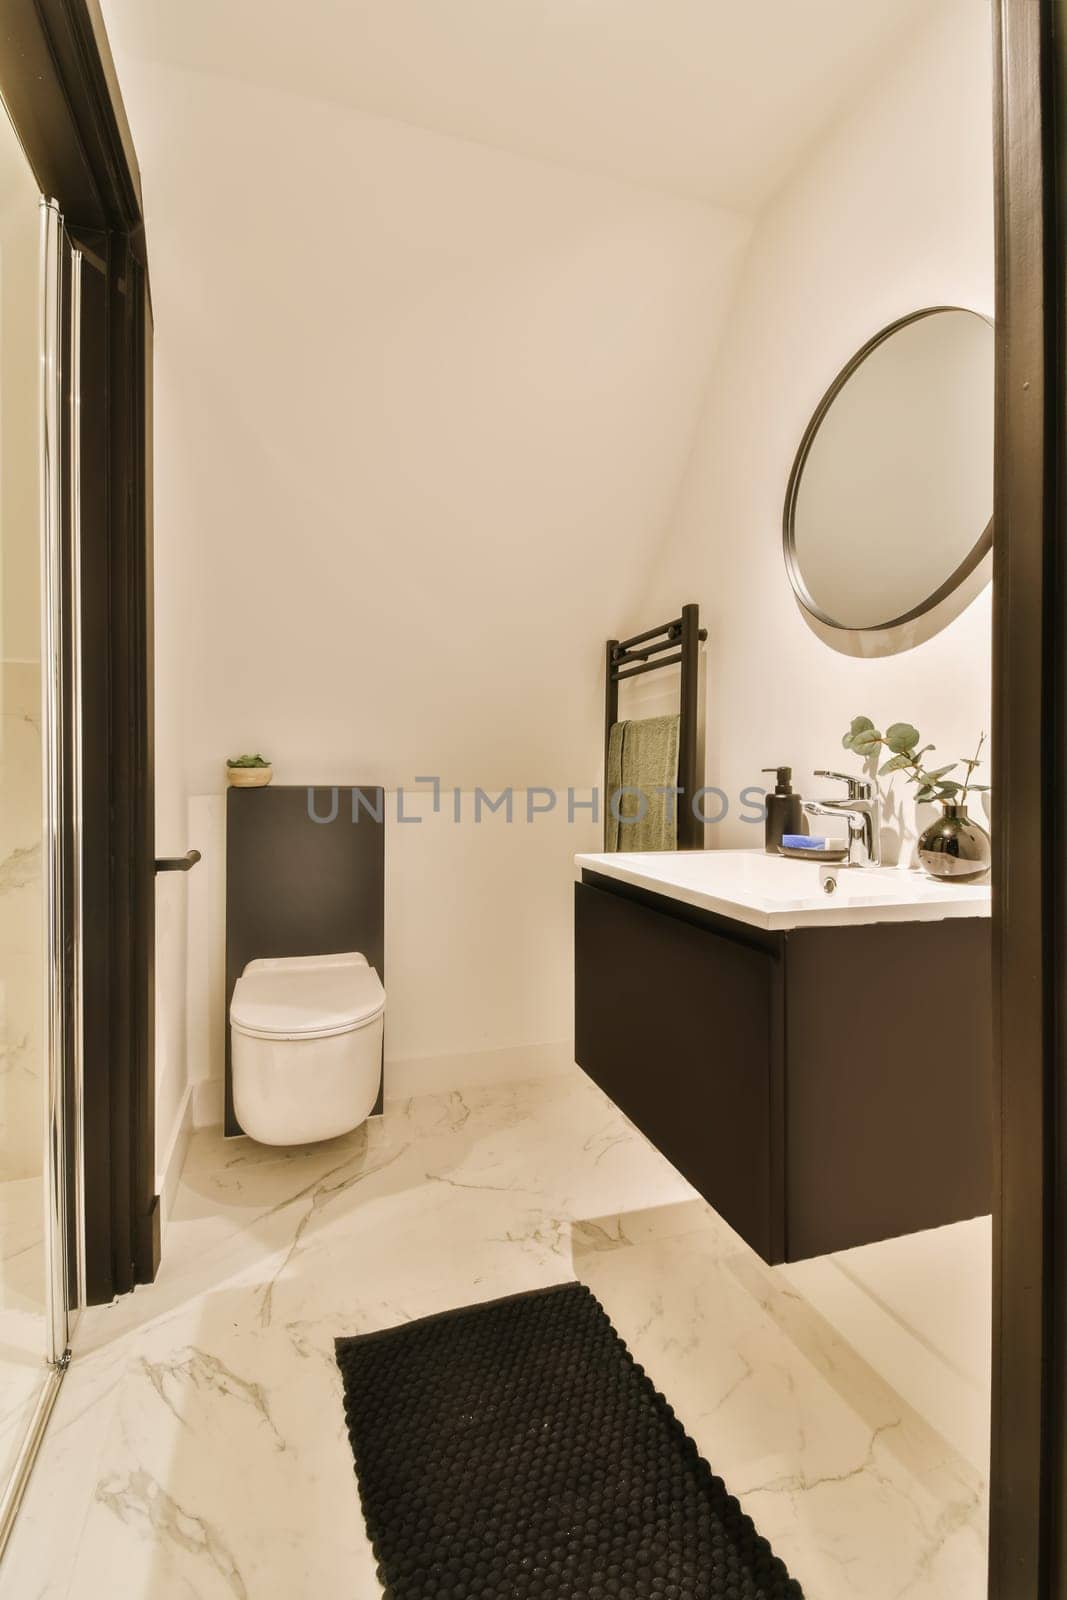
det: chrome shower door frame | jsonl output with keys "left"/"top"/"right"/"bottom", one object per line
{"left": 0, "top": 195, "right": 87, "bottom": 1561}
{"left": 39, "top": 194, "right": 83, "bottom": 1367}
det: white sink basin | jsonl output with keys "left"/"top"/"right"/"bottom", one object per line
{"left": 574, "top": 848, "right": 991, "bottom": 931}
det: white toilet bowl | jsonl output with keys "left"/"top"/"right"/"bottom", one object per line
{"left": 230, "top": 951, "right": 385, "bottom": 1145}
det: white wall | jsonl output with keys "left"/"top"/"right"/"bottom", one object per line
{"left": 108, "top": 0, "right": 993, "bottom": 1163}
{"left": 135, "top": 61, "right": 749, "bottom": 796}
{"left": 153, "top": 356, "right": 193, "bottom": 1186}
{"left": 109, "top": 54, "right": 749, "bottom": 1148}
{"left": 635, "top": 0, "right": 994, "bottom": 859}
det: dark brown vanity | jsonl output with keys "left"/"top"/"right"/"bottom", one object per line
{"left": 574, "top": 865, "right": 992, "bottom": 1265}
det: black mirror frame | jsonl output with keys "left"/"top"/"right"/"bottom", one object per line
{"left": 782, "top": 305, "right": 994, "bottom": 633}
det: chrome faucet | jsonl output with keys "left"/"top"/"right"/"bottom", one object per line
{"left": 803, "top": 771, "right": 882, "bottom": 868}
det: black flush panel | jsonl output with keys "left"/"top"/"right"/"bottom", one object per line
{"left": 225, "top": 785, "right": 385, "bottom": 1136}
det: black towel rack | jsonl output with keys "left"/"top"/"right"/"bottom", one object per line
{"left": 605, "top": 602, "right": 707, "bottom": 850}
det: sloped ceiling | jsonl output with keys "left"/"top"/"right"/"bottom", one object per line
{"left": 100, "top": 0, "right": 927, "bottom": 212}
{"left": 99, "top": 1, "right": 930, "bottom": 792}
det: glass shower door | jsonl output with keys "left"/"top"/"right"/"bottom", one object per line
{"left": 0, "top": 111, "right": 83, "bottom": 1550}
{"left": 0, "top": 125, "right": 55, "bottom": 1510}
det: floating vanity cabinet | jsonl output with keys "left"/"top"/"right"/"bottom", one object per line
{"left": 574, "top": 867, "right": 992, "bottom": 1264}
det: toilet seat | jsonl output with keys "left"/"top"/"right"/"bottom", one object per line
{"left": 230, "top": 952, "right": 385, "bottom": 1042}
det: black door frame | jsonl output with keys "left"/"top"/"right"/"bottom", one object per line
{"left": 0, "top": 0, "right": 157, "bottom": 1300}
{"left": 990, "top": 1, "right": 1067, "bottom": 1594}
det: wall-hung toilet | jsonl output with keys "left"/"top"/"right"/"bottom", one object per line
{"left": 230, "top": 952, "right": 385, "bottom": 1145}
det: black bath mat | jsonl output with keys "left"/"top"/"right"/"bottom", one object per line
{"left": 335, "top": 1281, "right": 803, "bottom": 1599}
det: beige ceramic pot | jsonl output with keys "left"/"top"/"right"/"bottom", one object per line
{"left": 227, "top": 764, "right": 273, "bottom": 788}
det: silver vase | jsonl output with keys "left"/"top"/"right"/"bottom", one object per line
{"left": 917, "top": 802, "right": 991, "bottom": 884}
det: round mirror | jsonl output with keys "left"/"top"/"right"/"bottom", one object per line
{"left": 783, "top": 307, "right": 994, "bottom": 633}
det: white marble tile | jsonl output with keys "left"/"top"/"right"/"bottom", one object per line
{"left": 0, "top": 661, "right": 44, "bottom": 1186}
{"left": 0, "top": 661, "right": 52, "bottom": 1575}
{"left": 0, "top": 1359, "right": 48, "bottom": 1510}
{"left": 0, "top": 1066, "right": 989, "bottom": 1599}
{"left": 0, "top": 1340, "right": 128, "bottom": 1600}
{"left": 0, "top": 1174, "right": 44, "bottom": 1315}
{"left": 0, "top": 1172, "right": 49, "bottom": 1497}
{"left": 573, "top": 1202, "right": 988, "bottom": 1600}
{"left": 780, "top": 1217, "right": 992, "bottom": 1472}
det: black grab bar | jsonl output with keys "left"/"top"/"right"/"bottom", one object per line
{"left": 155, "top": 849, "right": 202, "bottom": 873}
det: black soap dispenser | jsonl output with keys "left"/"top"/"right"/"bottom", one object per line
{"left": 761, "top": 767, "right": 805, "bottom": 855}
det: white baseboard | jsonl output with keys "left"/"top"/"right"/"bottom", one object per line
{"left": 384, "top": 1039, "right": 574, "bottom": 1100}
{"left": 157, "top": 1082, "right": 194, "bottom": 1240}
{"left": 187, "top": 1039, "right": 576, "bottom": 1133}
{"left": 191, "top": 1077, "right": 225, "bottom": 1130}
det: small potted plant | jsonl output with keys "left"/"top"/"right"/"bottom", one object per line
{"left": 226, "top": 752, "right": 273, "bottom": 788}
{"left": 842, "top": 717, "right": 990, "bottom": 883}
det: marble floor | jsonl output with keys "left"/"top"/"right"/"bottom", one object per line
{"left": 0, "top": 1174, "right": 49, "bottom": 1496}
{"left": 0, "top": 1066, "right": 989, "bottom": 1599}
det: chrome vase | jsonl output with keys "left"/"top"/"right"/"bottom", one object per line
{"left": 917, "top": 802, "right": 991, "bottom": 884}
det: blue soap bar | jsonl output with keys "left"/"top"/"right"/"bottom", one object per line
{"left": 782, "top": 835, "right": 824, "bottom": 850}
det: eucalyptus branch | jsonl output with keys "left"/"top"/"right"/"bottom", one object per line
{"left": 841, "top": 716, "right": 986, "bottom": 806}
{"left": 959, "top": 731, "right": 989, "bottom": 805}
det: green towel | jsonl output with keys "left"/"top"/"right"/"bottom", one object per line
{"left": 605, "top": 720, "right": 628, "bottom": 851}
{"left": 605, "top": 714, "right": 680, "bottom": 852}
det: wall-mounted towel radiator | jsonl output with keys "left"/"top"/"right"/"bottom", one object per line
{"left": 605, "top": 602, "right": 707, "bottom": 850}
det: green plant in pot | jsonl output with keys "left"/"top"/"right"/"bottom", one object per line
{"left": 842, "top": 717, "right": 990, "bottom": 883}
{"left": 226, "top": 752, "right": 273, "bottom": 788}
